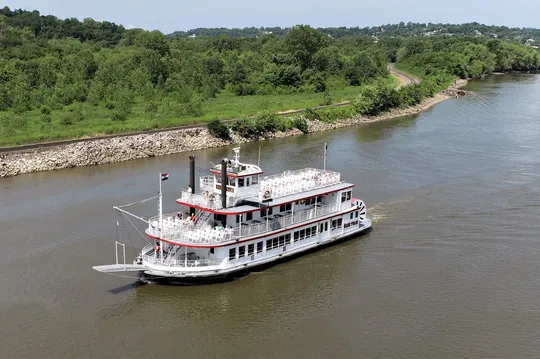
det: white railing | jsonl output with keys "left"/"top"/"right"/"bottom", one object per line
{"left": 142, "top": 254, "right": 217, "bottom": 267}
{"left": 259, "top": 168, "right": 341, "bottom": 200}
{"left": 159, "top": 202, "right": 339, "bottom": 245}
{"left": 178, "top": 191, "right": 237, "bottom": 210}
{"left": 199, "top": 176, "right": 215, "bottom": 191}
{"left": 232, "top": 203, "right": 337, "bottom": 238}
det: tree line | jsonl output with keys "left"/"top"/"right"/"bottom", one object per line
{"left": 1, "top": 6, "right": 539, "bottom": 145}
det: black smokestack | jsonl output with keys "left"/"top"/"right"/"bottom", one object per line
{"left": 221, "top": 159, "right": 227, "bottom": 209}
{"left": 189, "top": 155, "right": 195, "bottom": 215}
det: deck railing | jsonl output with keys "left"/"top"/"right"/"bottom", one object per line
{"left": 259, "top": 168, "right": 341, "bottom": 200}
{"left": 156, "top": 202, "right": 339, "bottom": 245}
{"left": 232, "top": 203, "right": 337, "bottom": 238}
{"left": 142, "top": 254, "right": 217, "bottom": 267}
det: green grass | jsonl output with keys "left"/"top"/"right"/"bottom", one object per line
{"left": 0, "top": 76, "right": 399, "bottom": 147}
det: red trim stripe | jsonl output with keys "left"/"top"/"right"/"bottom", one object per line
{"left": 147, "top": 205, "right": 360, "bottom": 248}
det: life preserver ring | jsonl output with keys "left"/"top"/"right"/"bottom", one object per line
{"left": 263, "top": 189, "right": 272, "bottom": 199}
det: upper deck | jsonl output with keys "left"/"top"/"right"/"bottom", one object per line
{"left": 177, "top": 167, "right": 342, "bottom": 212}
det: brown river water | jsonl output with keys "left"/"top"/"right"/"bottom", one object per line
{"left": 1, "top": 74, "right": 540, "bottom": 358}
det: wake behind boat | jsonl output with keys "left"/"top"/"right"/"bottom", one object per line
{"left": 93, "top": 146, "right": 372, "bottom": 284}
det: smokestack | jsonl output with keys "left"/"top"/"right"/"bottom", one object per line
{"left": 189, "top": 155, "right": 195, "bottom": 215}
{"left": 221, "top": 159, "right": 227, "bottom": 209}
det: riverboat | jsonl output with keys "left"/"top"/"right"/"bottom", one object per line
{"left": 93, "top": 146, "right": 372, "bottom": 284}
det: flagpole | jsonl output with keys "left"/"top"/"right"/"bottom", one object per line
{"left": 323, "top": 142, "right": 327, "bottom": 171}
{"left": 158, "top": 172, "right": 163, "bottom": 264}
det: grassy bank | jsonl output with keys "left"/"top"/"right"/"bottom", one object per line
{"left": 0, "top": 77, "right": 397, "bottom": 147}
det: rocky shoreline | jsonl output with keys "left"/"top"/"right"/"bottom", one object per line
{"left": 0, "top": 79, "right": 468, "bottom": 178}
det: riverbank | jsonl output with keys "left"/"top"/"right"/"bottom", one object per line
{"left": 0, "top": 79, "right": 468, "bottom": 178}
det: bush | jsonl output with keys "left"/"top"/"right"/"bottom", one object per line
{"left": 304, "top": 107, "right": 321, "bottom": 121}
{"left": 232, "top": 83, "right": 256, "bottom": 96}
{"left": 207, "top": 119, "right": 231, "bottom": 140}
{"left": 292, "top": 116, "right": 309, "bottom": 134}
{"left": 320, "top": 90, "right": 333, "bottom": 106}
{"left": 40, "top": 105, "right": 52, "bottom": 116}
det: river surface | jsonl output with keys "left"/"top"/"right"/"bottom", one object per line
{"left": 1, "top": 74, "right": 540, "bottom": 358}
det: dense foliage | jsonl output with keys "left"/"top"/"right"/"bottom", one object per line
{"left": 170, "top": 23, "right": 540, "bottom": 46}
{"left": 1, "top": 6, "right": 539, "bottom": 145}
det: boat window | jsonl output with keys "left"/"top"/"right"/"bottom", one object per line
{"left": 238, "top": 178, "right": 245, "bottom": 187}
{"left": 210, "top": 248, "right": 214, "bottom": 254}
{"left": 236, "top": 214, "right": 242, "bottom": 224}
{"left": 294, "top": 231, "right": 300, "bottom": 242}
{"left": 319, "top": 223, "right": 324, "bottom": 232}
{"left": 355, "top": 211, "right": 359, "bottom": 218}
{"left": 252, "top": 176, "right": 258, "bottom": 185}
{"left": 268, "top": 207, "right": 273, "bottom": 215}
{"left": 279, "top": 235, "right": 285, "bottom": 247}
{"left": 341, "top": 192, "right": 346, "bottom": 202}
{"left": 257, "top": 242, "right": 263, "bottom": 254}
{"left": 350, "top": 213, "right": 354, "bottom": 220}
{"left": 286, "top": 203, "right": 292, "bottom": 211}
{"left": 239, "top": 246, "right": 245, "bottom": 258}
{"left": 280, "top": 204, "right": 285, "bottom": 212}
{"left": 266, "top": 239, "right": 272, "bottom": 251}
{"left": 228, "top": 178, "right": 236, "bottom": 186}
{"left": 285, "top": 234, "right": 291, "bottom": 245}
{"left": 347, "top": 191, "right": 351, "bottom": 201}
{"left": 248, "top": 244, "right": 254, "bottom": 255}
{"left": 261, "top": 208, "right": 267, "bottom": 217}
{"left": 325, "top": 222, "right": 328, "bottom": 231}
{"left": 246, "top": 212, "right": 253, "bottom": 221}
{"left": 246, "top": 177, "right": 250, "bottom": 187}
{"left": 272, "top": 238, "right": 279, "bottom": 250}
{"left": 229, "top": 248, "right": 236, "bottom": 260}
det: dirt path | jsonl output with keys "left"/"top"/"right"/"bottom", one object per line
{"left": 388, "top": 63, "right": 420, "bottom": 87}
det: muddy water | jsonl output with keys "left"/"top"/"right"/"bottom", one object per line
{"left": 1, "top": 74, "right": 540, "bottom": 358}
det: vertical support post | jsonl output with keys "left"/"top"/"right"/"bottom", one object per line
{"left": 115, "top": 241, "right": 118, "bottom": 265}
{"left": 189, "top": 155, "right": 196, "bottom": 216}
{"left": 185, "top": 246, "right": 187, "bottom": 267}
{"left": 221, "top": 159, "right": 227, "bottom": 209}
{"left": 323, "top": 142, "right": 327, "bottom": 171}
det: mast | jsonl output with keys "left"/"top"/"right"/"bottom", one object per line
{"left": 158, "top": 172, "right": 163, "bottom": 264}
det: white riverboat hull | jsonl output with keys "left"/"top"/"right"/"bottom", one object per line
{"left": 136, "top": 219, "right": 372, "bottom": 284}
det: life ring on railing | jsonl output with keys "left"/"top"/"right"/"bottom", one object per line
{"left": 263, "top": 189, "right": 272, "bottom": 199}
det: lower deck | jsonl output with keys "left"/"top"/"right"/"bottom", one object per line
{"left": 141, "top": 209, "right": 370, "bottom": 276}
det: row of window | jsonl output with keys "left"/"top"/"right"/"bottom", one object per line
{"left": 341, "top": 190, "right": 352, "bottom": 202}
{"left": 228, "top": 214, "right": 357, "bottom": 261}
{"left": 293, "top": 226, "right": 318, "bottom": 242}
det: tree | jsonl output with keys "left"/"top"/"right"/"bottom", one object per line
{"left": 284, "top": 25, "right": 329, "bottom": 71}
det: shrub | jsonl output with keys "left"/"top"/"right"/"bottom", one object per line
{"left": 304, "top": 107, "right": 321, "bottom": 121}
{"left": 292, "top": 116, "right": 309, "bottom": 134}
{"left": 207, "top": 119, "right": 231, "bottom": 140}
{"left": 40, "top": 105, "right": 52, "bottom": 116}
{"left": 320, "top": 90, "right": 333, "bottom": 106}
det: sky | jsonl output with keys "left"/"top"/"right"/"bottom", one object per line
{"left": 4, "top": 0, "right": 539, "bottom": 33}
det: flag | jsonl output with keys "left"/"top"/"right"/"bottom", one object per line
{"left": 161, "top": 173, "right": 169, "bottom": 181}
